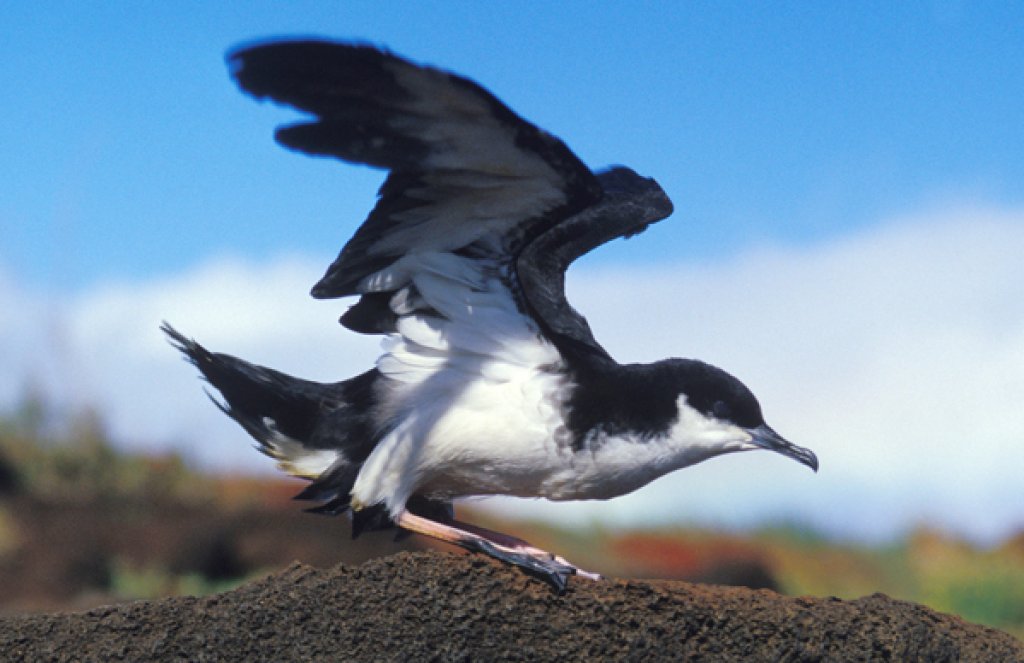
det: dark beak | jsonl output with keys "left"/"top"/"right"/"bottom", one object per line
{"left": 749, "top": 425, "right": 819, "bottom": 472}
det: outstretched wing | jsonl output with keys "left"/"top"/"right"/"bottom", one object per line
{"left": 517, "top": 166, "right": 673, "bottom": 363}
{"left": 229, "top": 39, "right": 673, "bottom": 364}
{"left": 229, "top": 40, "right": 600, "bottom": 294}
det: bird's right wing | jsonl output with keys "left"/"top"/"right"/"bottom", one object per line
{"left": 516, "top": 167, "right": 674, "bottom": 365}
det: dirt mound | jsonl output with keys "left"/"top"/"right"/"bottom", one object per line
{"left": 1, "top": 551, "right": 1020, "bottom": 661}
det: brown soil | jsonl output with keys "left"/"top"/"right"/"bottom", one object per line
{"left": 1, "top": 551, "right": 1020, "bottom": 662}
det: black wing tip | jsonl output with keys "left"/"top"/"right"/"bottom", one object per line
{"left": 338, "top": 293, "right": 399, "bottom": 334}
{"left": 226, "top": 35, "right": 386, "bottom": 61}
{"left": 310, "top": 279, "right": 349, "bottom": 300}
{"left": 227, "top": 36, "right": 369, "bottom": 67}
{"left": 596, "top": 165, "right": 674, "bottom": 220}
{"left": 309, "top": 253, "right": 394, "bottom": 300}
{"left": 226, "top": 37, "right": 395, "bottom": 97}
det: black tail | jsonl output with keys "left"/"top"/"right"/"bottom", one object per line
{"left": 161, "top": 322, "right": 379, "bottom": 516}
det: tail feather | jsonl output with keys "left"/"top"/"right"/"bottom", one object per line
{"left": 162, "top": 322, "right": 454, "bottom": 535}
{"left": 161, "top": 322, "right": 379, "bottom": 512}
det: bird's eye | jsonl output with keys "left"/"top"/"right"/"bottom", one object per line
{"left": 712, "top": 400, "right": 731, "bottom": 419}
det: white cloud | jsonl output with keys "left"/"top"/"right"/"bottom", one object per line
{"left": 1, "top": 255, "right": 379, "bottom": 469}
{"left": 500, "top": 205, "right": 1024, "bottom": 543}
{"left": 2, "top": 206, "right": 1022, "bottom": 543}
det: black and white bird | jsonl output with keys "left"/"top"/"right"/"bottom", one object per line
{"left": 164, "top": 39, "right": 818, "bottom": 591}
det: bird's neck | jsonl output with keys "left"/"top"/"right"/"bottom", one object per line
{"left": 564, "top": 360, "right": 679, "bottom": 449}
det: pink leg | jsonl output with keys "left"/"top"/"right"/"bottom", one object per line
{"left": 450, "top": 518, "right": 601, "bottom": 580}
{"left": 395, "top": 510, "right": 601, "bottom": 591}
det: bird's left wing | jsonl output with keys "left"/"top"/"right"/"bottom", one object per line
{"left": 229, "top": 40, "right": 603, "bottom": 323}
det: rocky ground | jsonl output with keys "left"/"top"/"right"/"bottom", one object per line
{"left": 1, "top": 550, "right": 1020, "bottom": 662}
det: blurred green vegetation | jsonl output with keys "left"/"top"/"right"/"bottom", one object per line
{"left": 0, "top": 388, "right": 214, "bottom": 504}
{"left": 0, "top": 390, "right": 236, "bottom": 608}
{"left": 108, "top": 559, "right": 251, "bottom": 602}
{"left": 740, "top": 525, "right": 1023, "bottom": 638}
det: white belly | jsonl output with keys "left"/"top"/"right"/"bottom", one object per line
{"left": 350, "top": 251, "right": 563, "bottom": 513}
{"left": 352, "top": 366, "right": 722, "bottom": 514}
{"left": 347, "top": 251, "right": 719, "bottom": 515}
{"left": 353, "top": 363, "right": 574, "bottom": 512}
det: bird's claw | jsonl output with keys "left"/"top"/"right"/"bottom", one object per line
{"left": 461, "top": 538, "right": 598, "bottom": 593}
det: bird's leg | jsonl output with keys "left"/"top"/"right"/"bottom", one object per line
{"left": 395, "top": 510, "right": 601, "bottom": 592}
{"left": 449, "top": 518, "right": 602, "bottom": 581}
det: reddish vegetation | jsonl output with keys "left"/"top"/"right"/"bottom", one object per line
{"left": 609, "top": 532, "right": 777, "bottom": 589}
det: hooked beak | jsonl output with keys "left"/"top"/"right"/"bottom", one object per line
{"left": 748, "top": 425, "right": 818, "bottom": 472}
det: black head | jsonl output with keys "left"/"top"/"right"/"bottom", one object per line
{"left": 660, "top": 358, "right": 765, "bottom": 428}
{"left": 660, "top": 358, "right": 818, "bottom": 471}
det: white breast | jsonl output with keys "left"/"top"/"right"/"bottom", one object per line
{"left": 350, "top": 251, "right": 578, "bottom": 515}
{"left": 349, "top": 252, "right": 747, "bottom": 515}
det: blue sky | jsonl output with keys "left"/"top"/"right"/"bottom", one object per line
{"left": 2, "top": 3, "right": 1024, "bottom": 542}
{"left": 3, "top": 2, "right": 1022, "bottom": 290}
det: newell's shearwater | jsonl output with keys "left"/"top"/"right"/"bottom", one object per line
{"left": 164, "top": 39, "right": 818, "bottom": 592}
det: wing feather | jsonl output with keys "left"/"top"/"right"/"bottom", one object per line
{"left": 517, "top": 167, "right": 674, "bottom": 363}
{"left": 229, "top": 40, "right": 601, "bottom": 299}
{"left": 229, "top": 40, "right": 675, "bottom": 368}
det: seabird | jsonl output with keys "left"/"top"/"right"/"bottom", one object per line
{"left": 164, "top": 39, "right": 818, "bottom": 592}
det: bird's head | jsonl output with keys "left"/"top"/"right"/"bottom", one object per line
{"left": 657, "top": 358, "right": 819, "bottom": 472}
